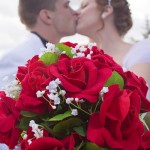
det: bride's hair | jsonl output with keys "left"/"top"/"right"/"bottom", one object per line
{"left": 96, "top": 0, "right": 132, "bottom": 36}
{"left": 18, "top": 0, "right": 58, "bottom": 29}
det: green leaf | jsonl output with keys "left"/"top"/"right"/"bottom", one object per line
{"left": 84, "top": 142, "right": 107, "bottom": 150}
{"left": 53, "top": 118, "right": 83, "bottom": 138}
{"left": 18, "top": 117, "right": 32, "bottom": 130}
{"left": 104, "top": 71, "right": 124, "bottom": 89}
{"left": 48, "top": 111, "right": 72, "bottom": 121}
{"left": 18, "top": 116, "right": 40, "bottom": 130}
{"left": 73, "top": 126, "right": 86, "bottom": 137}
{"left": 56, "top": 43, "right": 73, "bottom": 58}
{"left": 39, "top": 52, "right": 58, "bottom": 65}
{"left": 143, "top": 112, "right": 150, "bottom": 130}
{"left": 75, "top": 141, "right": 85, "bottom": 150}
{"left": 39, "top": 122, "right": 56, "bottom": 136}
{"left": 21, "top": 111, "right": 38, "bottom": 118}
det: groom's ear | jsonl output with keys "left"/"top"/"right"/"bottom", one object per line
{"left": 101, "top": 6, "right": 113, "bottom": 19}
{"left": 39, "top": 9, "right": 53, "bottom": 25}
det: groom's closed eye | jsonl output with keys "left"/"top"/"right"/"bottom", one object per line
{"left": 64, "top": 1, "right": 70, "bottom": 8}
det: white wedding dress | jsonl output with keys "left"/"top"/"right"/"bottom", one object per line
{"left": 123, "top": 38, "right": 150, "bottom": 99}
{"left": 123, "top": 38, "right": 150, "bottom": 69}
{"left": 0, "top": 144, "right": 9, "bottom": 150}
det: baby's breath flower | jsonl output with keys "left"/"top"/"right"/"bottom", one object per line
{"left": 59, "top": 90, "right": 66, "bottom": 96}
{"left": 39, "top": 43, "right": 56, "bottom": 57}
{"left": 75, "top": 98, "right": 79, "bottom": 103}
{"left": 50, "top": 90, "right": 57, "bottom": 93}
{"left": 88, "top": 43, "right": 96, "bottom": 49}
{"left": 71, "top": 48, "right": 77, "bottom": 54}
{"left": 46, "top": 43, "right": 55, "bottom": 52}
{"left": 66, "top": 98, "right": 73, "bottom": 104}
{"left": 47, "top": 81, "right": 57, "bottom": 92}
{"left": 23, "top": 134, "right": 27, "bottom": 140}
{"left": 29, "top": 120, "right": 36, "bottom": 127}
{"left": 54, "top": 96, "right": 60, "bottom": 105}
{"left": 33, "top": 129, "right": 43, "bottom": 139}
{"left": 71, "top": 109, "right": 78, "bottom": 116}
{"left": 79, "top": 46, "right": 87, "bottom": 52}
{"left": 29, "top": 120, "right": 44, "bottom": 139}
{"left": 55, "top": 78, "right": 61, "bottom": 85}
{"left": 28, "top": 139, "right": 32, "bottom": 145}
{"left": 86, "top": 54, "right": 91, "bottom": 59}
{"left": 79, "top": 99, "right": 85, "bottom": 103}
{"left": 36, "top": 90, "right": 45, "bottom": 98}
{"left": 52, "top": 105, "right": 56, "bottom": 109}
{"left": 47, "top": 93, "right": 53, "bottom": 99}
{"left": 90, "top": 51, "right": 93, "bottom": 55}
{"left": 47, "top": 78, "right": 61, "bottom": 93}
{"left": 76, "top": 53, "right": 85, "bottom": 58}
{"left": 100, "top": 87, "right": 109, "bottom": 94}
{"left": 3, "top": 79, "right": 21, "bottom": 99}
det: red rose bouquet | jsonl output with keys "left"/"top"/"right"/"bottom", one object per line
{"left": 1, "top": 42, "right": 150, "bottom": 150}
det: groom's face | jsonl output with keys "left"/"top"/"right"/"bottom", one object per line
{"left": 51, "top": 0, "right": 78, "bottom": 36}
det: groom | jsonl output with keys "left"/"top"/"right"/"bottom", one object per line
{"left": 0, "top": 0, "right": 78, "bottom": 87}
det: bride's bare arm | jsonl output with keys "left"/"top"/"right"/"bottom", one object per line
{"left": 130, "top": 63, "right": 150, "bottom": 86}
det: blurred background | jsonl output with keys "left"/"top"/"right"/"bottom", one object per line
{"left": 0, "top": 0, "right": 150, "bottom": 58}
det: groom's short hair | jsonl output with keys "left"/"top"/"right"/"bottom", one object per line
{"left": 18, "top": 0, "right": 58, "bottom": 29}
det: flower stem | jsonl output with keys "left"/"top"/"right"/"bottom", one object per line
{"left": 70, "top": 103, "right": 91, "bottom": 116}
{"left": 93, "top": 97, "right": 101, "bottom": 112}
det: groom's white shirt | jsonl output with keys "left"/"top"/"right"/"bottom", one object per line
{"left": 0, "top": 33, "right": 44, "bottom": 88}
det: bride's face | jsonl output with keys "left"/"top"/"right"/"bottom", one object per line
{"left": 77, "top": 0, "right": 102, "bottom": 37}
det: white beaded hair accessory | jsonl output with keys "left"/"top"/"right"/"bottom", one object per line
{"left": 108, "top": 0, "right": 111, "bottom": 6}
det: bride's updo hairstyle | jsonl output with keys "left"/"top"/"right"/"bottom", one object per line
{"left": 96, "top": 0, "right": 133, "bottom": 36}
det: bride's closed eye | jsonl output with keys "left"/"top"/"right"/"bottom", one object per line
{"left": 81, "top": 2, "right": 88, "bottom": 9}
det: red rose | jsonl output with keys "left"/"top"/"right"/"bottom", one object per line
{"left": 87, "top": 85, "right": 144, "bottom": 149}
{"left": 16, "top": 56, "right": 51, "bottom": 113}
{"left": 0, "top": 92, "right": 21, "bottom": 149}
{"left": 16, "top": 55, "right": 39, "bottom": 82}
{"left": 91, "top": 48, "right": 123, "bottom": 73}
{"left": 48, "top": 56, "right": 112, "bottom": 103}
{"left": 61, "top": 133, "right": 81, "bottom": 150}
{"left": 139, "top": 131, "right": 150, "bottom": 149}
{"left": 143, "top": 132, "right": 150, "bottom": 149}
{"left": 26, "top": 137, "right": 64, "bottom": 150}
{"left": 123, "top": 71, "right": 150, "bottom": 112}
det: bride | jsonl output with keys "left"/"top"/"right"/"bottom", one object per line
{"left": 76, "top": 0, "right": 150, "bottom": 94}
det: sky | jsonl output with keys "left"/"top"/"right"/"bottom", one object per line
{"left": 0, "top": 0, "right": 150, "bottom": 57}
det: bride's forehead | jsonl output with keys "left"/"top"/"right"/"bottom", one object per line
{"left": 82, "top": 0, "right": 88, "bottom": 4}
{"left": 82, "top": 0, "right": 95, "bottom": 4}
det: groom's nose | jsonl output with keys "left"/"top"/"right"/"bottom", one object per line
{"left": 71, "top": 8, "right": 79, "bottom": 16}
{"left": 75, "top": 8, "right": 81, "bottom": 15}
{"left": 70, "top": 8, "right": 79, "bottom": 21}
